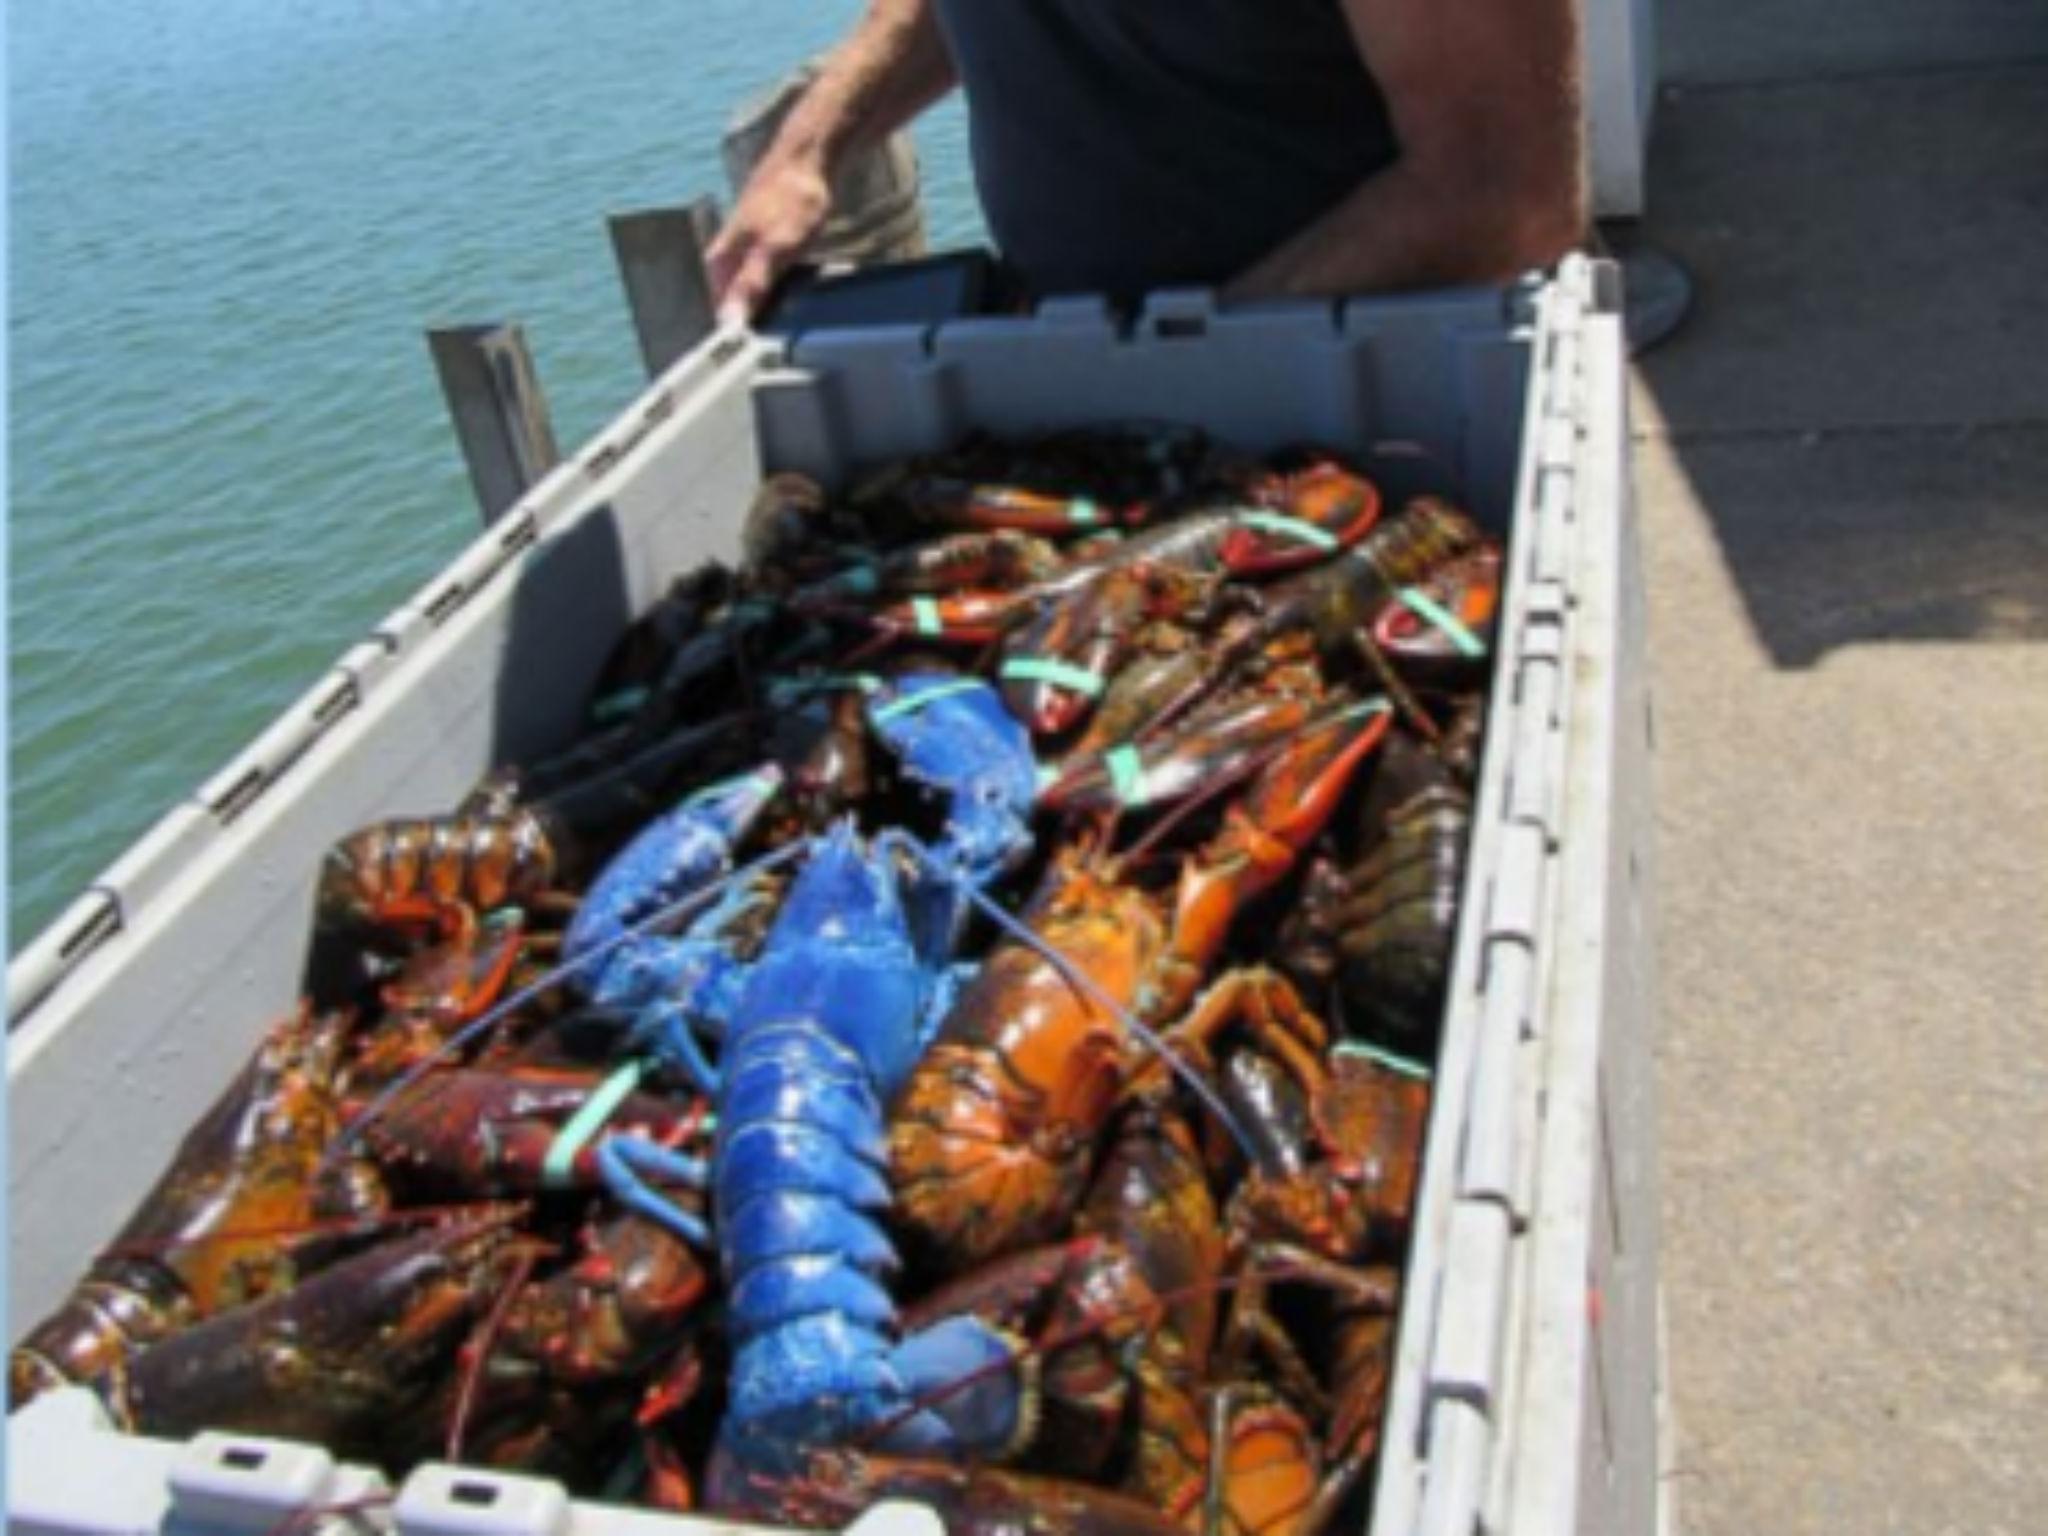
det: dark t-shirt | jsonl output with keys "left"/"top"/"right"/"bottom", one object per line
{"left": 931, "top": 0, "right": 1398, "bottom": 303}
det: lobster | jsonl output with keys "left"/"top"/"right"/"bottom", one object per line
{"left": 340, "top": 1065, "right": 715, "bottom": 1211}
{"left": 793, "top": 530, "right": 1067, "bottom": 614}
{"left": 992, "top": 464, "right": 1379, "bottom": 739}
{"left": 1113, "top": 497, "right": 1483, "bottom": 749}
{"left": 1212, "top": 1041, "right": 1429, "bottom": 1534}
{"left": 850, "top": 423, "right": 1216, "bottom": 541}
{"left": 347, "top": 910, "right": 533, "bottom": 1086}
{"left": 1000, "top": 563, "right": 1223, "bottom": 738}
{"left": 406, "top": 1211, "right": 716, "bottom": 1489}
{"left": 891, "top": 693, "right": 1395, "bottom": 1271}
{"left": 890, "top": 1095, "right": 1323, "bottom": 1536}
{"left": 317, "top": 807, "right": 566, "bottom": 944}
{"left": 527, "top": 675, "right": 1045, "bottom": 1501}
{"left": 1276, "top": 731, "right": 1474, "bottom": 1048}
{"left": 103, "top": 1212, "right": 525, "bottom": 1465}
{"left": 10, "top": 1003, "right": 365, "bottom": 1406}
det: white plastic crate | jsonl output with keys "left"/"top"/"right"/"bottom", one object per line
{"left": 6, "top": 256, "right": 1658, "bottom": 1536}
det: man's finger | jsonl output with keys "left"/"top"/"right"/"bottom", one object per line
{"left": 704, "top": 229, "right": 750, "bottom": 306}
{"left": 722, "top": 247, "right": 782, "bottom": 326}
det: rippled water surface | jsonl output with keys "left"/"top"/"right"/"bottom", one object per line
{"left": 9, "top": 0, "right": 983, "bottom": 948}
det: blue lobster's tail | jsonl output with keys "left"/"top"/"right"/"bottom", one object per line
{"left": 709, "top": 817, "right": 1031, "bottom": 1481}
{"left": 886, "top": 1314, "right": 1031, "bottom": 1459}
{"left": 722, "top": 1313, "right": 1028, "bottom": 1475}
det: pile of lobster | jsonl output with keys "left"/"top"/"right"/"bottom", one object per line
{"left": 12, "top": 424, "right": 1504, "bottom": 1536}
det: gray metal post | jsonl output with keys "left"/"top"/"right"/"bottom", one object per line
{"left": 426, "top": 323, "right": 561, "bottom": 526}
{"left": 610, "top": 198, "right": 723, "bottom": 378}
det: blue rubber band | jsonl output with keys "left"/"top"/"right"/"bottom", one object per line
{"left": 543, "top": 1059, "right": 649, "bottom": 1188}
{"left": 1000, "top": 656, "right": 1107, "bottom": 697}
{"left": 1232, "top": 510, "right": 1340, "bottom": 550}
{"left": 1396, "top": 586, "right": 1487, "bottom": 658}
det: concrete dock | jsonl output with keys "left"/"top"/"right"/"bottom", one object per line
{"left": 1636, "top": 3, "right": 2048, "bottom": 1530}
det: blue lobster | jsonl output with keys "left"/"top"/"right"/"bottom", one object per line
{"left": 563, "top": 674, "right": 1041, "bottom": 1483}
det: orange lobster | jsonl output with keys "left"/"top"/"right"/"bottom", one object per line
{"left": 889, "top": 693, "right": 1395, "bottom": 1271}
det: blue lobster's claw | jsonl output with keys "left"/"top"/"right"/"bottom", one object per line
{"left": 866, "top": 675, "right": 1037, "bottom": 887}
{"left": 563, "top": 765, "right": 785, "bottom": 971}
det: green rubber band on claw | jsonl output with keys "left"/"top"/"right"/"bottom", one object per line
{"left": 543, "top": 1059, "right": 650, "bottom": 1188}
{"left": 871, "top": 677, "right": 989, "bottom": 724}
{"left": 911, "top": 596, "right": 943, "bottom": 635}
{"left": 589, "top": 686, "right": 650, "bottom": 724}
{"left": 1066, "top": 497, "right": 1104, "bottom": 527}
{"left": 767, "top": 673, "right": 881, "bottom": 707}
{"left": 1232, "top": 510, "right": 1340, "bottom": 550}
{"left": 1105, "top": 744, "right": 1150, "bottom": 806}
{"left": 1395, "top": 586, "right": 1487, "bottom": 658}
{"left": 1000, "top": 656, "right": 1108, "bottom": 697}
{"left": 1333, "top": 1040, "right": 1434, "bottom": 1082}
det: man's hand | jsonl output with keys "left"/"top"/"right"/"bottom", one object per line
{"left": 707, "top": 155, "right": 834, "bottom": 326}
{"left": 705, "top": 0, "right": 956, "bottom": 325}
{"left": 1228, "top": 0, "right": 1585, "bottom": 299}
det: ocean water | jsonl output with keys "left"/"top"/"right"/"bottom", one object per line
{"left": 7, "top": 0, "right": 984, "bottom": 950}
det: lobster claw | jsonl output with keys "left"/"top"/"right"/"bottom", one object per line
{"left": 865, "top": 674, "right": 1038, "bottom": 893}
{"left": 562, "top": 764, "right": 784, "bottom": 972}
{"left": 1367, "top": 543, "right": 1503, "bottom": 684}
{"left": 1146, "top": 698, "right": 1395, "bottom": 1022}
{"left": 1219, "top": 462, "right": 1383, "bottom": 577}
{"left": 1042, "top": 695, "right": 1315, "bottom": 817}
{"left": 116, "top": 1211, "right": 525, "bottom": 1459}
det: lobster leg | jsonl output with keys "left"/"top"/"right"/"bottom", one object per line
{"left": 595, "top": 1140, "right": 713, "bottom": 1247}
{"left": 1140, "top": 968, "right": 1330, "bottom": 1110}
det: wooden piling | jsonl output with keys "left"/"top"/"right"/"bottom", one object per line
{"left": 609, "top": 198, "right": 723, "bottom": 379}
{"left": 426, "top": 323, "right": 561, "bottom": 526}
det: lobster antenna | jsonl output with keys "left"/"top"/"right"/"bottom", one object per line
{"left": 447, "top": 1240, "right": 545, "bottom": 1464}
{"left": 98, "top": 1198, "right": 533, "bottom": 1263}
{"left": 903, "top": 843, "right": 1257, "bottom": 1165}
{"left": 1351, "top": 630, "right": 1440, "bottom": 744}
{"left": 261, "top": 1493, "right": 396, "bottom": 1536}
{"left": 323, "top": 837, "right": 813, "bottom": 1170}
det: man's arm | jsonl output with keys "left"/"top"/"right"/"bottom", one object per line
{"left": 1226, "top": 0, "right": 1585, "bottom": 300}
{"left": 708, "top": 0, "right": 956, "bottom": 321}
